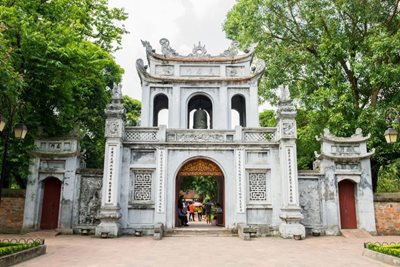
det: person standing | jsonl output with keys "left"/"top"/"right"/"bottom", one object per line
{"left": 204, "top": 200, "right": 212, "bottom": 224}
{"left": 197, "top": 205, "right": 203, "bottom": 221}
{"left": 189, "top": 202, "right": 195, "bottom": 221}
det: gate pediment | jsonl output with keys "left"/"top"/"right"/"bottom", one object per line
{"left": 178, "top": 159, "right": 222, "bottom": 176}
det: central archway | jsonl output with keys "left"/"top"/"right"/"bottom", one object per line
{"left": 175, "top": 158, "right": 225, "bottom": 227}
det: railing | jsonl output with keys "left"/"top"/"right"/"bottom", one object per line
{"left": 242, "top": 128, "right": 276, "bottom": 142}
{"left": 124, "top": 127, "right": 278, "bottom": 143}
{"left": 125, "top": 127, "right": 159, "bottom": 142}
{"left": 166, "top": 129, "right": 235, "bottom": 143}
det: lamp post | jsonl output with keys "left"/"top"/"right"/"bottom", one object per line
{"left": 384, "top": 107, "right": 399, "bottom": 144}
{"left": 0, "top": 112, "right": 28, "bottom": 202}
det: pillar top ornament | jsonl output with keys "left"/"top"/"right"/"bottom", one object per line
{"left": 105, "top": 83, "right": 125, "bottom": 118}
{"left": 277, "top": 85, "right": 296, "bottom": 118}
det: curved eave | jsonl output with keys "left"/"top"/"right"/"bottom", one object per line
{"left": 147, "top": 50, "right": 255, "bottom": 64}
{"left": 138, "top": 71, "right": 264, "bottom": 84}
{"left": 316, "top": 135, "right": 371, "bottom": 143}
{"left": 315, "top": 150, "right": 375, "bottom": 161}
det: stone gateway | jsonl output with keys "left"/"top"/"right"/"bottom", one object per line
{"left": 22, "top": 39, "right": 376, "bottom": 238}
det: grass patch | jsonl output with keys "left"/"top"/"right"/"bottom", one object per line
{"left": 0, "top": 240, "right": 42, "bottom": 257}
{"left": 367, "top": 243, "right": 400, "bottom": 258}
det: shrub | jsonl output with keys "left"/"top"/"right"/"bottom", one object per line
{"left": 367, "top": 243, "right": 400, "bottom": 258}
{"left": 0, "top": 241, "right": 41, "bottom": 257}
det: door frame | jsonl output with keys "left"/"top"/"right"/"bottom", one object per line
{"left": 39, "top": 176, "right": 62, "bottom": 230}
{"left": 338, "top": 179, "right": 357, "bottom": 229}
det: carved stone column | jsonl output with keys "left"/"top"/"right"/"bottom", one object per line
{"left": 276, "top": 86, "right": 305, "bottom": 238}
{"left": 95, "top": 84, "right": 125, "bottom": 237}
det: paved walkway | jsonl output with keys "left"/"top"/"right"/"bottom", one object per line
{"left": 1, "top": 231, "right": 398, "bottom": 267}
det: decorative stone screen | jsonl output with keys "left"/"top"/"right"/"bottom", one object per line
{"left": 248, "top": 172, "right": 267, "bottom": 202}
{"left": 130, "top": 170, "right": 153, "bottom": 202}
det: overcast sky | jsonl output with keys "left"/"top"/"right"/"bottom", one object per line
{"left": 108, "top": 0, "right": 237, "bottom": 101}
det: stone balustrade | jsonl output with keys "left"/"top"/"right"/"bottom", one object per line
{"left": 124, "top": 127, "right": 277, "bottom": 144}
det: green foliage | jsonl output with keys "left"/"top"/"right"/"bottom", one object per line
{"left": 0, "top": 241, "right": 41, "bottom": 257}
{"left": 180, "top": 176, "right": 218, "bottom": 202}
{"left": 259, "top": 110, "right": 277, "bottom": 127}
{"left": 225, "top": 0, "right": 400, "bottom": 179}
{"left": 122, "top": 95, "right": 141, "bottom": 126}
{"left": 377, "top": 159, "right": 400, "bottom": 192}
{"left": 0, "top": 0, "right": 128, "bottom": 186}
{"left": 367, "top": 243, "right": 400, "bottom": 258}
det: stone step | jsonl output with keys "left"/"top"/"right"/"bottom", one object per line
{"left": 164, "top": 228, "right": 238, "bottom": 237}
{"left": 340, "top": 229, "right": 372, "bottom": 238}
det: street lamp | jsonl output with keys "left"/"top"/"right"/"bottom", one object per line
{"left": 0, "top": 113, "right": 28, "bottom": 202}
{"left": 384, "top": 108, "right": 399, "bottom": 144}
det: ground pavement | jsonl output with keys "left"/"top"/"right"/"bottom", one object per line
{"left": 0, "top": 229, "right": 398, "bottom": 267}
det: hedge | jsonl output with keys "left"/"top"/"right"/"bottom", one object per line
{"left": 0, "top": 241, "right": 41, "bottom": 257}
{"left": 367, "top": 243, "right": 400, "bottom": 258}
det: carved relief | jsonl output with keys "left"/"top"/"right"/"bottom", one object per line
{"left": 236, "top": 149, "right": 245, "bottom": 213}
{"left": 180, "top": 66, "right": 220, "bottom": 76}
{"left": 106, "top": 145, "right": 116, "bottom": 203}
{"left": 286, "top": 147, "right": 296, "bottom": 204}
{"left": 155, "top": 65, "right": 174, "bottom": 76}
{"left": 160, "top": 38, "right": 178, "bottom": 56}
{"left": 178, "top": 159, "right": 223, "bottom": 177}
{"left": 156, "top": 149, "right": 166, "bottom": 213}
{"left": 226, "top": 66, "right": 245, "bottom": 77}
{"left": 299, "top": 179, "right": 321, "bottom": 226}
{"left": 175, "top": 133, "right": 225, "bottom": 142}
{"left": 220, "top": 41, "right": 239, "bottom": 57}
{"left": 78, "top": 177, "right": 102, "bottom": 225}
{"left": 282, "top": 122, "right": 295, "bottom": 137}
{"left": 188, "top": 42, "right": 210, "bottom": 57}
{"left": 335, "top": 162, "right": 360, "bottom": 171}
{"left": 106, "top": 120, "right": 120, "bottom": 137}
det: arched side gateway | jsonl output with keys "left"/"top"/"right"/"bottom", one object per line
{"left": 175, "top": 158, "right": 225, "bottom": 227}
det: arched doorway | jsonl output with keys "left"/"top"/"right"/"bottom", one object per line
{"left": 338, "top": 180, "right": 357, "bottom": 229}
{"left": 40, "top": 177, "right": 62, "bottom": 229}
{"left": 175, "top": 158, "right": 224, "bottom": 227}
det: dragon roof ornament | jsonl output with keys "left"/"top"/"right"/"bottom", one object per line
{"left": 140, "top": 38, "right": 256, "bottom": 59}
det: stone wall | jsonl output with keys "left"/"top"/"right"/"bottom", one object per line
{"left": 374, "top": 193, "right": 400, "bottom": 235}
{"left": 0, "top": 190, "right": 25, "bottom": 233}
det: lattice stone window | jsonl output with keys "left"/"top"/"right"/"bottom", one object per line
{"left": 130, "top": 170, "right": 153, "bottom": 202}
{"left": 248, "top": 172, "right": 267, "bottom": 202}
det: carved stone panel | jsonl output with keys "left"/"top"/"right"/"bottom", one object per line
{"left": 106, "top": 120, "right": 122, "bottom": 137}
{"left": 155, "top": 65, "right": 174, "bottom": 76}
{"left": 78, "top": 177, "right": 102, "bottom": 225}
{"left": 226, "top": 66, "right": 245, "bottom": 77}
{"left": 246, "top": 151, "right": 269, "bottom": 164}
{"left": 131, "top": 151, "right": 156, "bottom": 164}
{"left": 180, "top": 66, "right": 220, "bottom": 77}
{"left": 299, "top": 179, "right": 322, "bottom": 227}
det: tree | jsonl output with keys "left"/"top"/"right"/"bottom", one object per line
{"left": 0, "top": 0, "right": 127, "bottom": 187}
{"left": 123, "top": 95, "right": 141, "bottom": 126}
{"left": 225, "top": 0, "right": 400, "bottom": 189}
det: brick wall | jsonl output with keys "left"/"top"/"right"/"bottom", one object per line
{"left": 0, "top": 190, "right": 25, "bottom": 233}
{"left": 374, "top": 193, "right": 400, "bottom": 235}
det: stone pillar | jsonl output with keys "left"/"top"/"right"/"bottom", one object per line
{"left": 96, "top": 84, "right": 125, "bottom": 237}
{"left": 276, "top": 86, "right": 305, "bottom": 238}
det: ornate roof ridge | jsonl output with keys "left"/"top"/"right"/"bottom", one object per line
{"left": 315, "top": 128, "right": 371, "bottom": 143}
{"left": 136, "top": 58, "right": 265, "bottom": 84}
{"left": 141, "top": 38, "right": 255, "bottom": 62}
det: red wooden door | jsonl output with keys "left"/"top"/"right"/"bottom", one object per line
{"left": 40, "top": 178, "right": 61, "bottom": 229}
{"left": 338, "top": 180, "right": 357, "bottom": 229}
